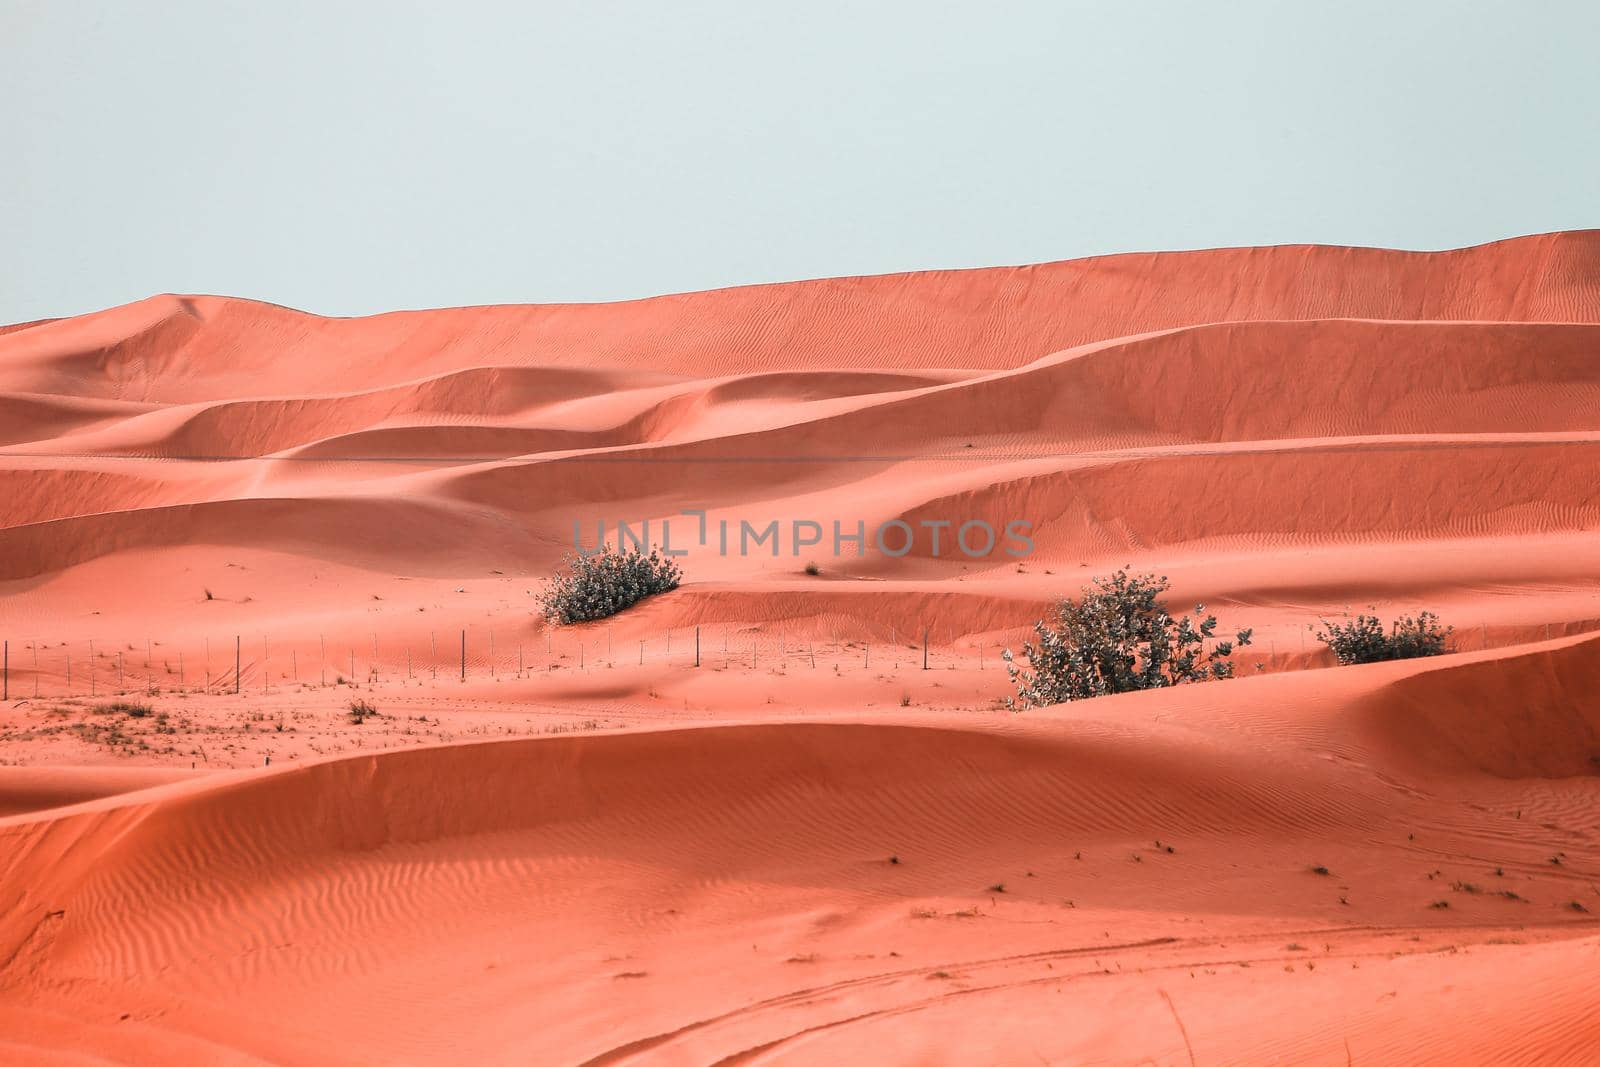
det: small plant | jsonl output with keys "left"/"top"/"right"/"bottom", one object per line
{"left": 899, "top": 693, "right": 911, "bottom": 707}
{"left": 1310, "top": 865, "right": 1332, "bottom": 876}
{"left": 803, "top": 561, "right": 821, "bottom": 576}
{"left": 101, "top": 701, "right": 152, "bottom": 718}
{"left": 1004, "top": 570, "right": 1251, "bottom": 708}
{"left": 348, "top": 699, "right": 379, "bottom": 725}
{"left": 539, "top": 544, "right": 682, "bottom": 625}
{"left": 1313, "top": 611, "right": 1452, "bottom": 664}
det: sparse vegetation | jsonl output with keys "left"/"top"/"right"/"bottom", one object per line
{"left": 803, "top": 561, "right": 821, "bottom": 576}
{"left": 101, "top": 701, "right": 152, "bottom": 718}
{"left": 1004, "top": 569, "right": 1252, "bottom": 708}
{"left": 347, "top": 699, "right": 379, "bottom": 725}
{"left": 1313, "top": 611, "right": 1452, "bottom": 665}
{"left": 539, "top": 544, "right": 683, "bottom": 625}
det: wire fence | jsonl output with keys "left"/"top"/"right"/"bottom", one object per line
{"left": 0, "top": 622, "right": 1024, "bottom": 702}
{"left": 0, "top": 618, "right": 1580, "bottom": 703}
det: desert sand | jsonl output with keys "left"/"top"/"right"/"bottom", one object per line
{"left": 2, "top": 232, "right": 1599, "bottom": 1064}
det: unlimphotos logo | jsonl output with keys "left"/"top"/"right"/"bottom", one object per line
{"left": 574, "top": 510, "right": 1034, "bottom": 559}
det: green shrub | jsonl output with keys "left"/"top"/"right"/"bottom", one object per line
{"left": 539, "top": 544, "right": 682, "bottom": 625}
{"left": 1003, "top": 569, "right": 1252, "bottom": 709}
{"left": 1313, "top": 612, "right": 1452, "bottom": 664}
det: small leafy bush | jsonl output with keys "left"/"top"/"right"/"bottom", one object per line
{"left": 1314, "top": 611, "right": 1452, "bottom": 664}
{"left": 539, "top": 544, "right": 683, "bottom": 625}
{"left": 1003, "top": 569, "right": 1252, "bottom": 709}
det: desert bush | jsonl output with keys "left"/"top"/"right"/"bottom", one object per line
{"left": 1003, "top": 569, "right": 1252, "bottom": 709}
{"left": 539, "top": 544, "right": 682, "bottom": 624}
{"left": 348, "top": 699, "right": 379, "bottom": 725}
{"left": 1313, "top": 611, "right": 1452, "bottom": 664}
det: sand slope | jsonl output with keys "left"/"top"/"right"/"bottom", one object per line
{"left": 2, "top": 636, "right": 1598, "bottom": 1063}
{"left": 2, "top": 233, "right": 1599, "bottom": 1064}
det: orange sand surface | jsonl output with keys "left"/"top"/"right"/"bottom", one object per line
{"left": 2, "top": 232, "right": 1599, "bottom": 1063}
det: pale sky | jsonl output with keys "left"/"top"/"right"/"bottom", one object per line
{"left": 3, "top": 0, "right": 1596, "bottom": 324}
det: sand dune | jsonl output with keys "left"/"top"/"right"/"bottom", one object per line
{"left": 2, "top": 638, "right": 1597, "bottom": 1062}
{"left": 2, "top": 233, "right": 1599, "bottom": 1064}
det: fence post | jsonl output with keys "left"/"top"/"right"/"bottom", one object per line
{"left": 922, "top": 626, "right": 929, "bottom": 670}
{"left": 3, "top": 640, "right": 7, "bottom": 701}
{"left": 695, "top": 626, "right": 700, "bottom": 667}
{"left": 235, "top": 636, "right": 241, "bottom": 695}
{"left": 460, "top": 630, "right": 466, "bottom": 682}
